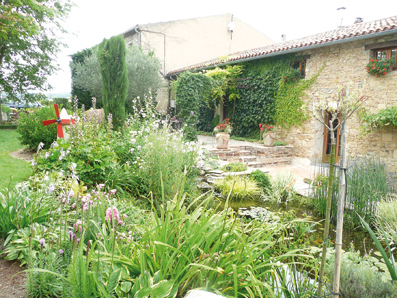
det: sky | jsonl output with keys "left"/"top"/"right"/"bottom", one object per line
{"left": 46, "top": 0, "right": 397, "bottom": 95}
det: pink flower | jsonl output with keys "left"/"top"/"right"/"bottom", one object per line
{"left": 110, "top": 189, "right": 117, "bottom": 195}
{"left": 74, "top": 220, "right": 86, "bottom": 232}
{"left": 98, "top": 184, "right": 105, "bottom": 190}
{"left": 105, "top": 207, "right": 120, "bottom": 223}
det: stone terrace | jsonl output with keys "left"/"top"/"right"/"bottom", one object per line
{"left": 208, "top": 144, "right": 294, "bottom": 168}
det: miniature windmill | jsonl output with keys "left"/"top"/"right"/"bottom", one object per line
{"left": 42, "top": 104, "right": 75, "bottom": 139}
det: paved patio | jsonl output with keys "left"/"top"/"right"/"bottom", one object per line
{"left": 198, "top": 135, "right": 316, "bottom": 196}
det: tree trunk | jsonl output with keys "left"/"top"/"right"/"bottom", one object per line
{"left": 317, "top": 129, "right": 337, "bottom": 298}
{"left": 332, "top": 121, "right": 347, "bottom": 297}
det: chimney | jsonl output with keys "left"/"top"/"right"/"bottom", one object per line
{"left": 281, "top": 34, "right": 286, "bottom": 42}
{"left": 354, "top": 17, "right": 364, "bottom": 24}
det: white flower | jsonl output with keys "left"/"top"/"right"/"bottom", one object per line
{"left": 44, "top": 152, "right": 50, "bottom": 159}
{"left": 130, "top": 148, "right": 135, "bottom": 154}
{"left": 37, "top": 142, "right": 44, "bottom": 151}
{"left": 44, "top": 176, "right": 49, "bottom": 181}
{"left": 47, "top": 184, "right": 55, "bottom": 195}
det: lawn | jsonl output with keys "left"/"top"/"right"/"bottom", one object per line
{"left": 0, "top": 129, "right": 31, "bottom": 191}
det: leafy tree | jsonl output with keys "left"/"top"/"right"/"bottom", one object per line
{"left": 0, "top": 0, "right": 72, "bottom": 123}
{"left": 70, "top": 48, "right": 98, "bottom": 109}
{"left": 98, "top": 35, "right": 129, "bottom": 131}
{"left": 70, "top": 45, "right": 162, "bottom": 113}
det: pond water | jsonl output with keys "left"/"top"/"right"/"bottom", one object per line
{"left": 219, "top": 199, "right": 378, "bottom": 255}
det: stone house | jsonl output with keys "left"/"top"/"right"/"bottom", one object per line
{"left": 168, "top": 15, "right": 397, "bottom": 171}
{"left": 122, "top": 14, "right": 274, "bottom": 111}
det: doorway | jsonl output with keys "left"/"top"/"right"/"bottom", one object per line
{"left": 322, "top": 112, "right": 341, "bottom": 163}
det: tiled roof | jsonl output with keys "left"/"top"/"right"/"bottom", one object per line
{"left": 167, "top": 15, "right": 397, "bottom": 75}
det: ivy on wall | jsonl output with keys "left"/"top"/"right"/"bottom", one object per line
{"left": 359, "top": 106, "right": 397, "bottom": 135}
{"left": 173, "top": 72, "right": 212, "bottom": 140}
{"left": 275, "top": 66, "right": 322, "bottom": 132}
{"left": 174, "top": 54, "right": 321, "bottom": 138}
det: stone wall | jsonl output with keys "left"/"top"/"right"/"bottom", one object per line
{"left": 276, "top": 33, "right": 397, "bottom": 172}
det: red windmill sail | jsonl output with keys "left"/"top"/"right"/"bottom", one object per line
{"left": 42, "top": 104, "right": 75, "bottom": 138}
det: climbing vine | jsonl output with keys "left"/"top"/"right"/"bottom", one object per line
{"left": 173, "top": 72, "right": 212, "bottom": 140}
{"left": 174, "top": 54, "right": 322, "bottom": 138}
{"left": 275, "top": 65, "right": 323, "bottom": 132}
{"left": 359, "top": 106, "right": 397, "bottom": 135}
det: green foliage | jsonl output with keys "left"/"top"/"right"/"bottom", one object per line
{"left": 137, "top": 123, "right": 199, "bottom": 202}
{"left": 109, "top": 193, "right": 306, "bottom": 297}
{"left": 204, "top": 65, "right": 243, "bottom": 104}
{"left": 214, "top": 175, "right": 261, "bottom": 201}
{"left": 70, "top": 45, "right": 162, "bottom": 113}
{"left": 0, "top": 0, "right": 72, "bottom": 104}
{"left": 274, "top": 141, "right": 287, "bottom": 146}
{"left": 197, "top": 102, "right": 217, "bottom": 132}
{"left": 1, "top": 104, "right": 11, "bottom": 116}
{"left": 326, "top": 246, "right": 397, "bottom": 297}
{"left": 250, "top": 169, "right": 272, "bottom": 194}
{"left": 359, "top": 106, "right": 397, "bottom": 135}
{"left": 71, "top": 48, "right": 96, "bottom": 109}
{"left": 35, "top": 132, "right": 118, "bottom": 187}
{"left": 17, "top": 106, "right": 57, "bottom": 150}
{"left": 221, "top": 162, "right": 247, "bottom": 172}
{"left": 374, "top": 197, "right": 397, "bottom": 244}
{"left": 310, "top": 155, "right": 393, "bottom": 228}
{"left": 53, "top": 97, "right": 72, "bottom": 110}
{"left": 0, "top": 183, "right": 59, "bottom": 239}
{"left": 359, "top": 215, "right": 397, "bottom": 282}
{"left": 265, "top": 170, "right": 296, "bottom": 203}
{"left": 173, "top": 72, "right": 212, "bottom": 141}
{"left": 98, "top": 35, "right": 129, "bottom": 131}
{"left": 233, "top": 69, "right": 278, "bottom": 136}
{"left": 0, "top": 124, "right": 18, "bottom": 129}
{"left": 275, "top": 65, "right": 322, "bottom": 132}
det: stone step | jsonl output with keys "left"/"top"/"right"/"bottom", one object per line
{"left": 248, "top": 157, "right": 293, "bottom": 168}
{"left": 238, "top": 155, "right": 257, "bottom": 162}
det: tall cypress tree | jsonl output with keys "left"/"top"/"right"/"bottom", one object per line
{"left": 98, "top": 35, "right": 128, "bottom": 130}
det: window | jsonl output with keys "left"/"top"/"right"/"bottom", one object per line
{"left": 373, "top": 47, "right": 397, "bottom": 69}
{"left": 293, "top": 60, "right": 306, "bottom": 77}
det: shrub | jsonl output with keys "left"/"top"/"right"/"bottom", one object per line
{"left": 17, "top": 106, "right": 57, "bottom": 149}
{"left": 374, "top": 196, "right": 397, "bottom": 244}
{"left": 214, "top": 175, "right": 261, "bottom": 201}
{"left": 98, "top": 35, "right": 129, "bottom": 131}
{"left": 53, "top": 97, "right": 71, "bottom": 110}
{"left": 221, "top": 162, "right": 247, "bottom": 172}
{"left": 250, "top": 169, "right": 272, "bottom": 194}
{"left": 137, "top": 123, "right": 200, "bottom": 201}
{"left": 0, "top": 180, "right": 62, "bottom": 238}
{"left": 265, "top": 170, "right": 296, "bottom": 203}
{"left": 325, "top": 247, "right": 397, "bottom": 298}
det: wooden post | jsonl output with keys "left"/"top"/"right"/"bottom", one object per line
{"left": 317, "top": 125, "right": 337, "bottom": 298}
{"left": 333, "top": 120, "right": 347, "bottom": 297}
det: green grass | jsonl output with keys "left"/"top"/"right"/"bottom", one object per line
{"left": 0, "top": 130, "right": 31, "bottom": 191}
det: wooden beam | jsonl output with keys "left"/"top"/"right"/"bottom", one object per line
{"left": 365, "top": 40, "right": 397, "bottom": 50}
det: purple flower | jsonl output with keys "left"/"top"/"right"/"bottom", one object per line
{"left": 190, "top": 111, "right": 195, "bottom": 116}
{"left": 39, "top": 238, "right": 45, "bottom": 247}
{"left": 59, "top": 249, "right": 64, "bottom": 255}
{"left": 69, "top": 230, "right": 73, "bottom": 241}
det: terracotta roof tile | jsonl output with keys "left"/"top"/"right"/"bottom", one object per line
{"left": 168, "top": 15, "right": 397, "bottom": 75}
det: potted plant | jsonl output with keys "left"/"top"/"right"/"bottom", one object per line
{"left": 365, "top": 58, "right": 394, "bottom": 77}
{"left": 214, "top": 118, "right": 232, "bottom": 149}
{"left": 259, "top": 123, "right": 275, "bottom": 146}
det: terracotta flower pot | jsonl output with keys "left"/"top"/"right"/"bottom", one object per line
{"left": 263, "top": 131, "right": 275, "bottom": 146}
{"left": 216, "top": 132, "right": 230, "bottom": 149}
